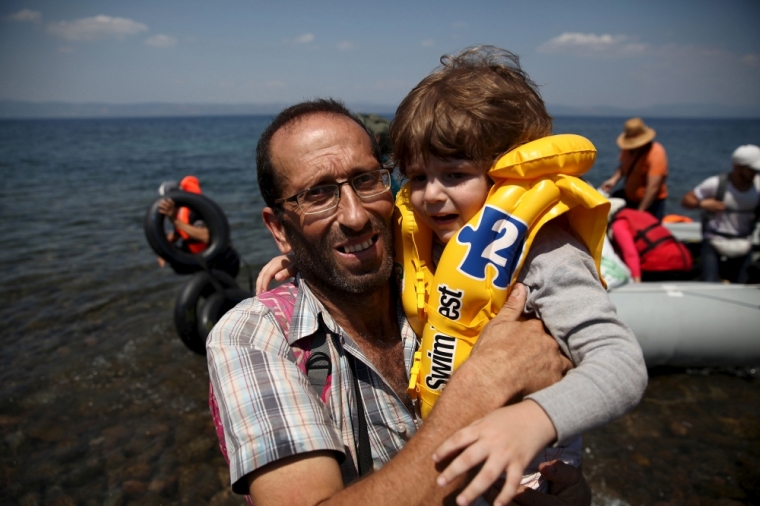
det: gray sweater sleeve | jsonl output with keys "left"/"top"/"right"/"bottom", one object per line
{"left": 519, "top": 222, "right": 648, "bottom": 444}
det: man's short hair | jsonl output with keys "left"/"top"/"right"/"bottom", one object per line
{"left": 256, "top": 98, "right": 382, "bottom": 210}
{"left": 390, "top": 46, "right": 552, "bottom": 174}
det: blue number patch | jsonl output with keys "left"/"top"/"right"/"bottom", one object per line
{"left": 455, "top": 205, "right": 528, "bottom": 289}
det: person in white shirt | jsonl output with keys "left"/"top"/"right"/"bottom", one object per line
{"left": 681, "top": 144, "right": 760, "bottom": 283}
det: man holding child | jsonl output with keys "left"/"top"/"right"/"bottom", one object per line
{"left": 208, "top": 46, "right": 645, "bottom": 505}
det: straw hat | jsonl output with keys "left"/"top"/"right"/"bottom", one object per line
{"left": 616, "top": 117, "right": 656, "bottom": 150}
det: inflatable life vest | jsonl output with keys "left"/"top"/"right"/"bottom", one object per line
{"left": 612, "top": 209, "right": 692, "bottom": 272}
{"left": 394, "top": 134, "right": 611, "bottom": 418}
{"left": 176, "top": 176, "right": 207, "bottom": 255}
{"left": 177, "top": 207, "right": 208, "bottom": 254}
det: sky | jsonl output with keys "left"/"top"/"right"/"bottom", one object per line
{"left": 1, "top": 0, "right": 759, "bottom": 110}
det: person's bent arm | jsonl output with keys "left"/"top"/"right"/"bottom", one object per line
{"left": 681, "top": 190, "right": 725, "bottom": 213}
{"left": 158, "top": 198, "right": 210, "bottom": 243}
{"left": 637, "top": 174, "right": 663, "bottom": 213}
{"left": 172, "top": 218, "right": 210, "bottom": 243}
{"left": 245, "top": 284, "right": 573, "bottom": 505}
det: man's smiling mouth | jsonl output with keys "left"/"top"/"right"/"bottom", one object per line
{"left": 338, "top": 234, "right": 378, "bottom": 253}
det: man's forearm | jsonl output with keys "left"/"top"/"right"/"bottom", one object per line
{"left": 172, "top": 219, "right": 210, "bottom": 243}
{"left": 337, "top": 312, "right": 571, "bottom": 504}
{"left": 315, "top": 357, "right": 522, "bottom": 505}
{"left": 681, "top": 191, "right": 699, "bottom": 209}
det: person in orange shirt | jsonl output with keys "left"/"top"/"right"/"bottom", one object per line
{"left": 600, "top": 117, "right": 668, "bottom": 220}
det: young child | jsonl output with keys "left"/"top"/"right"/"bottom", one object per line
{"left": 258, "top": 46, "right": 646, "bottom": 506}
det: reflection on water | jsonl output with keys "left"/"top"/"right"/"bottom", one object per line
{"left": 1, "top": 116, "right": 759, "bottom": 504}
{"left": 3, "top": 342, "right": 758, "bottom": 504}
{"left": 586, "top": 367, "right": 759, "bottom": 505}
{"left": 1, "top": 263, "right": 251, "bottom": 505}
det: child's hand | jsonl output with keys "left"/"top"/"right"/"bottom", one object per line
{"left": 256, "top": 254, "right": 298, "bottom": 295}
{"left": 432, "top": 400, "right": 557, "bottom": 506}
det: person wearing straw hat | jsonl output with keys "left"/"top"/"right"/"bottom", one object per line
{"left": 681, "top": 144, "right": 760, "bottom": 283}
{"left": 600, "top": 117, "right": 669, "bottom": 220}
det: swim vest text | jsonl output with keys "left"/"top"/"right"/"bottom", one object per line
{"left": 424, "top": 334, "right": 457, "bottom": 391}
{"left": 437, "top": 284, "right": 463, "bottom": 320}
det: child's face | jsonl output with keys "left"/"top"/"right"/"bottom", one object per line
{"left": 406, "top": 156, "right": 491, "bottom": 243}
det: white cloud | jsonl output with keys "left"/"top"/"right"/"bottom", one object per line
{"left": 337, "top": 41, "right": 354, "bottom": 51}
{"left": 537, "top": 32, "right": 646, "bottom": 56}
{"left": 294, "top": 33, "right": 314, "bottom": 44}
{"left": 421, "top": 39, "right": 435, "bottom": 47}
{"left": 145, "top": 34, "right": 177, "bottom": 47}
{"left": 46, "top": 15, "right": 148, "bottom": 41}
{"left": 7, "top": 9, "right": 41, "bottom": 23}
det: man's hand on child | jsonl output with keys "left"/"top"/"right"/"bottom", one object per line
{"left": 255, "top": 254, "right": 298, "bottom": 295}
{"left": 432, "top": 400, "right": 557, "bottom": 506}
{"left": 467, "top": 283, "right": 572, "bottom": 402}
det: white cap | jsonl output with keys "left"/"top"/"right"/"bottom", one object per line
{"left": 731, "top": 144, "right": 760, "bottom": 170}
{"left": 158, "top": 180, "right": 179, "bottom": 196}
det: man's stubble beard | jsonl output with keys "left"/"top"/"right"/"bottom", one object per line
{"left": 280, "top": 213, "right": 395, "bottom": 296}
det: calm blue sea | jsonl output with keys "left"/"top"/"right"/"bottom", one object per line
{"left": 1, "top": 115, "right": 759, "bottom": 504}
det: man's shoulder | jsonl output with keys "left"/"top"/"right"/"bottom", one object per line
{"left": 693, "top": 174, "right": 720, "bottom": 198}
{"left": 648, "top": 142, "right": 668, "bottom": 165}
{"left": 207, "top": 289, "right": 294, "bottom": 353}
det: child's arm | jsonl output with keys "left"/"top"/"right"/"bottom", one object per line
{"left": 433, "top": 400, "right": 556, "bottom": 506}
{"left": 255, "top": 254, "right": 298, "bottom": 295}
{"left": 519, "top": 222, "right": 647, "bottom": 443}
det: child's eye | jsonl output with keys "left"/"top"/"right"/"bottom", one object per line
{"left": 409, "top": 174, "right": 427, "bottom": 183}
{"left": 448, "top": 172, "right": 467, "bottom": 180}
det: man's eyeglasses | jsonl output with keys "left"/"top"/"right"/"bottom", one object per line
{"left": 274, "top": 168, "right": 392, "bottom": 215}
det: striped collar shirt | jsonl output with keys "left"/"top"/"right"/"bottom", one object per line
{"left": 207, "top": 276, "right": 420, "bottom": 494}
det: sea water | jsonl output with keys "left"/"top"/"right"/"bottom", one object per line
{"left": 1, "top": 115, "right": 759, "bottom": 504}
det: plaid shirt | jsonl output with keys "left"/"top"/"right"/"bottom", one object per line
{"left": 207, "top": 277, "right": 420, "bottom": 494}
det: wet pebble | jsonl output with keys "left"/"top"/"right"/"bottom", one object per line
{"left": 18, "top": 492, "right": 41, "bottom": 506}
{"left": 122, "top": 479, "right": 147, "bottom": 495}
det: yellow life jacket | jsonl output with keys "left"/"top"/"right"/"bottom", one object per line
{"left": 393, "top": 134, "right": 610, "bottom": 418}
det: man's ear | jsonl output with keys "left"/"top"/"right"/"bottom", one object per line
{"left": 262, "top": 207, "right": 293, "bottom": 255}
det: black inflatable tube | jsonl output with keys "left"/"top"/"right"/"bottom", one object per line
{"left": 174, "top": 270, "right": 241, "bottom": 355}
{"left": 197, "top": 288, "right": 252, "bottom": 347}
{"left": 144, "top": 191, "right": 231, "bottom": 269}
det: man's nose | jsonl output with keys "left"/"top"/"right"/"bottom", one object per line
{"left": 335, "top": 184, "right": 371, "bottom": 230}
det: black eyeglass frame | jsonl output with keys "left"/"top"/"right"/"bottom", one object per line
{"left": 274, "top": 168, "right": 392, "bottom": 215}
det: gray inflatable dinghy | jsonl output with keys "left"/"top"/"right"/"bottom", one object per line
{"left": 608, "top": 282, "right": 760, "bottom": 367}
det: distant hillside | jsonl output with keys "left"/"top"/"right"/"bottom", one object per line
{"left": 548, "top": 103, "right": 760, "bottom": 119}
{"left": 0, "top": 100, "right": 396, "bottom": 119}
{"left": 0, "top": 100, "right": 757, "bottom": 119}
